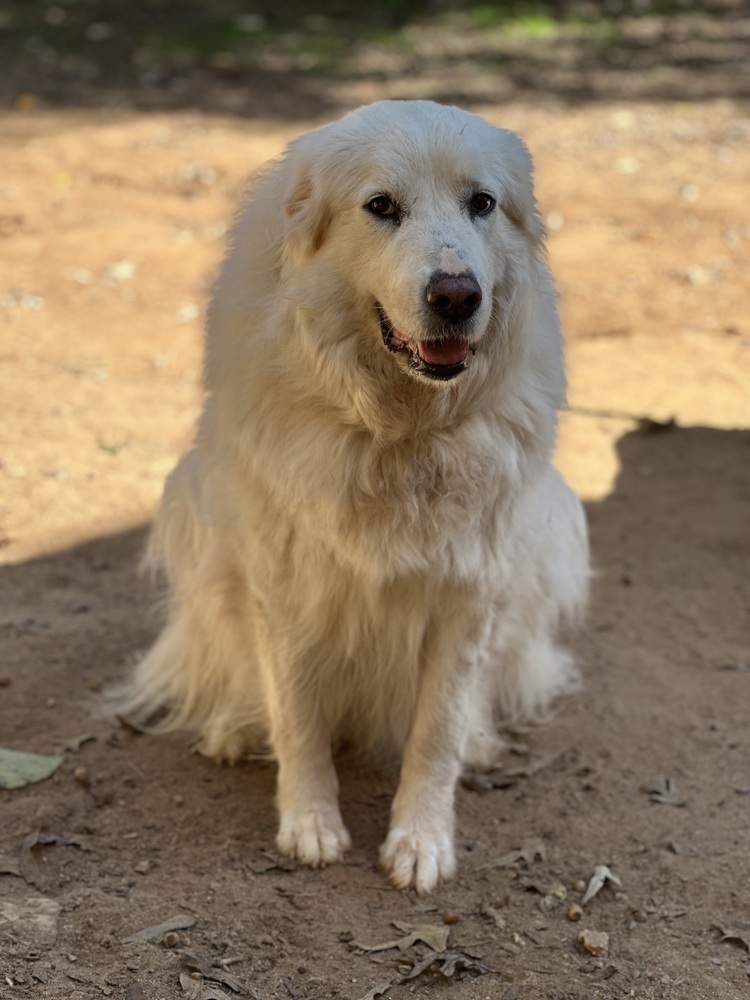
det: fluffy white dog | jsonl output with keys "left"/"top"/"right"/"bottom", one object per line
{"left": 122, "top": 100, "right": 588, "bottom": 893}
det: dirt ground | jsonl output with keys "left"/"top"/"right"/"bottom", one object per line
{"left": 1, "top": 11, "right": 749, "bottom": 1000}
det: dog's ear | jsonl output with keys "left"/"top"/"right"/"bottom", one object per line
{"left": 283, "top": 140, "right": 333, "bottom": 264}
{"left": 495, "top": 129, "right": 546, "bottom": 249}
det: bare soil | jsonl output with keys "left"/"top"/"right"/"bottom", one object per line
{"left": 1, "top": 21, "right": 749, "bottom": 1000}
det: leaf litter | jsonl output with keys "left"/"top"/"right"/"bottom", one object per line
{"left": 357, "top": 982, "right": 392, "bottom": 1000}
{"left": 0, "top": 898, "right": 61, "bottom": 950}
{"left": 354, "top": 918, "right": 490, "bottom": 988}
{"left": 461, "top": 749, "right": 565, "bottom": 793}
{"left": 711, "top": 924, "right": 750, "bottom": 953}
{"left": 641, "top": 777, "right": 687, "bottom": 806}
{"left": 179, "top": 972, "right": 233, "bottom": 1000}
{"left": 0, "top": 854, "right": 22, "bottom": 876}
{"left": 396, "top": 949, "right": 491, "bottom": 982}
{"left": 0, "top": 747, "right": 64, "bottom": 789}
{"left": 355, "top": 920, "right": 450, "bottom": 954}
{"left": 478, "top": 838, "right": 546, "bottom": 871}
{"left": 178, "top": 951, "right": 246, "bottom": 994}
{"left": 581, "top": 865, "right": 624, "bottom": 906}
{"left": 122, "top": 914, "right": 198, "bottom": 944}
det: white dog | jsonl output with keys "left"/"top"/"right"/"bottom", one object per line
{"left": 122, "top": 100, "right": 588, "bottom": 893}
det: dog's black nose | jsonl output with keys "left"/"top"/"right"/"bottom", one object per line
{"left": 426, "top": 273, "right": 482, "bottom": 323}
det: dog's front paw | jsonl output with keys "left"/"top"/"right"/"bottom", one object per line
{"left": 277, "top": 808, "right": 352, "bottom": 868}
{"left": 379, "top": 826, "right": 456, "bottom": 894}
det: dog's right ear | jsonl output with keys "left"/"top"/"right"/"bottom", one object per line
{"left": 283, "top": 142, "right": 333, "bottom": 265}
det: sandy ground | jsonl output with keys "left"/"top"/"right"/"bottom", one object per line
{"left": 1, "top": 63, "right": 749, "bottom": 1000}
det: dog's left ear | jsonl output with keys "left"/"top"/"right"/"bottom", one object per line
{"left": 283, "top": 137, "right": 333, "bottom": 264}
{"left": 495, "top": 129, "right": 546, "bottom": 248}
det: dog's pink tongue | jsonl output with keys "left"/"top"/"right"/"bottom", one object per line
{"left": 418, "top": 338, "right": 471, "bottom": 366}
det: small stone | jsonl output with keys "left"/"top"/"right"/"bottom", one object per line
{"left": 538, "top": 894, "right": 560, "bottom": 913}
{"left": 73, "top": 766, "right": 89, "bottom": 785}
{"left": 190, "top": 971, "right": 203, "bottom": 981}
{"left": 162, "top": 931, "right": 181, "bottom": 948}
{"left": 571, "top": 879, "right": 587, "bottom": 893}
{"left": 443, "top": 909, "right": 460, "bottom": 925}
{"left": 133, "top": 861, "right": 150, "bottom": 875}
{"left": 46, "top": 697, "right": 57, "bottom": 708}
{"left": 566, "top": 904, "right": 584, "bottom": 922}
{"left": 578, "top": 928, "right": 609, "bottom": 957}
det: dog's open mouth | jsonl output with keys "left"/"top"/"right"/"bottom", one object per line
{"left": 377, "top": 306, "right": 475, "bottom": 382}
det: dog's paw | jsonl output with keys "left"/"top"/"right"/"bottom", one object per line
{"left": 277, "top": 809, "right": 352, "bottom": 867}
{"left": 379, "top": 826, "right": 456, "bottom": 894}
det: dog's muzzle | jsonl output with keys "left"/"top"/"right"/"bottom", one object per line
{"left": 377, "top": 306, "right": 477, "bottom": 382}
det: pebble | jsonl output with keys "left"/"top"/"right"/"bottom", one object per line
{"left": 442, "top": 909, "right": 460, "bottom": 925}
{"left": 73, "top": 766, "right": 89, "bottom": 785}
{"left": 578, "top": 928, "right": 610, "bottom": 957}
{"left": 162, "top": 931, "right": 181, "bottom": 948}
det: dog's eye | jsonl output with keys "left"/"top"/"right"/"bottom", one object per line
{"left": 366, "top": 195, "right": 399, "bottom": 220}
{"left": 469, "top": 192, "right": 496, "bottom": 216}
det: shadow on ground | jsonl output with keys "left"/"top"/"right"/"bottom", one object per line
{"left": 1, "top": 424, "right": 748, "bottom": 997}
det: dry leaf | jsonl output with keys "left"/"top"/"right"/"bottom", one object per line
{"left": 179, "top": 951, "right": 246, "bottom": 993}
{"left": 0, "top": 748, "right": 64, "bottom": 789}
{"left": 179, "top": 972, "right": 230, "bottom": 1000}
{"left": 501, "top": 749, "right": 565, "bottom": 778}
{"left": 461, "top": 771, "right": 517, "bottom": 793}
{"left": 60, "top": 734, "right": 97, "bottom": 752}
{"left": 641, "top": 777, "right": 687, "bottom": 807}
{"left": 712, "top": 924, "right": 750, "bottom": 952}
{"left": 122, "top": 914, "right": 197, "bottom": 944}
{"left": 357, "top": 981, "right": 392, "bottom": 1000}
{"left": 0, "top": 898, "right": 60, "bottom": 950}
{"left": 480, "top": 838, "right": 546, "bottom": 870}
{"left": 581, "top": 865, "right": 623, "bottom": 906}
{"left": 22, "top": 828, "right": 76, "bottom": 854}
{"left": 0, "top": 854, "right": 21, "bottom": 876}
{"left": 356, "top": 921, "right": 449, "bottom": 954}
{"left": 397, "top": 949, "right": 490, "bottom": 982}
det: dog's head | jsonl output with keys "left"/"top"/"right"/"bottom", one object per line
{"left": 277, "top": 101, "right": 546, "bottom": 387}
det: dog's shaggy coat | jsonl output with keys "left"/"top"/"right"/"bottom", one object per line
{"left": 121, "top": 100, "right": 589, "bottom": 892}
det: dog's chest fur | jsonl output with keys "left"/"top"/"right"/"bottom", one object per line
{"left": 228, "top": 394, "right": 532, "bottom": 590}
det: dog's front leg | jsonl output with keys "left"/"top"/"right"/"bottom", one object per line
{"left": 380, "top": 621, "right": 480, "bottom": 894}
{"left": 264, "top": 655, "right": 352, "bottom": 868}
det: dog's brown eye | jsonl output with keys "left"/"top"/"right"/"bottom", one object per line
{"left": 366, "top": 195, "right": 398, "bottom": 219}
{"left": 469, "top": 192, "right": 495, "bottom": 216}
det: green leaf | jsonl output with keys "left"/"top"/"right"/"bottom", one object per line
{"left": 0, "top": 748, "right": 64, "bottom": 789}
